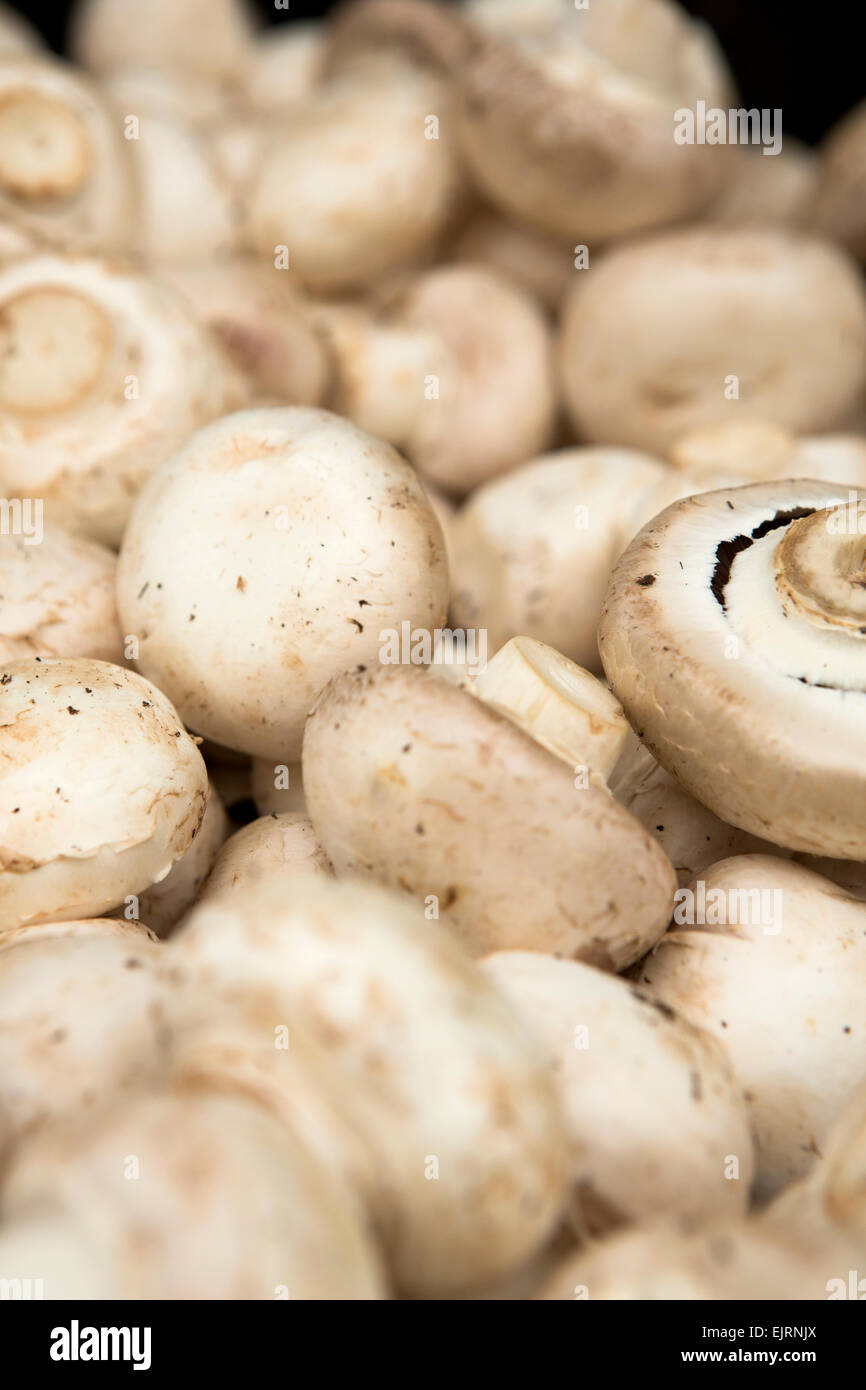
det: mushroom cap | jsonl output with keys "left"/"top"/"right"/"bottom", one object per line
{"left": 332, "top": 0, "right": 734, "bottom": 243}
{"left": 119, "top": 110, "right": 235, "bottom": 263}
{"left": 0, "top": 254, "right": 238, "bottom": 547}
{"left": 200, "top": 813, "right": 332, "bottom": 904}
{"left": 0, "top": 658, "right": 208, "bottom": 930}
{"left": 120, "top": 782, "right": 229, "bottom": 937}
{"left": 303, "top": 662, "right": 675, "bottom": 965}
{"left": 71, "top": 0, "right": 257, "bottom": 86}
{"left": 636, "top": 855, "right": 866, "bottom": 1197}
{"left": 169, "top": 872, "right": 568, "bottom": 1295}
{"left": 243, "top": 51, "right": 462, "bottom": 292}
{"left": 599, "top": 479, "right": 866, "bottom": 857}
{"left": 0, "top": 525, "right": 123, "bottom": 664}
{"left": 812, "top": 100, "right": 866, "bottom": 262}
{"left": 159, "top": 260, "right": 331, "bottom": 407}
{"left": 2, "top": 1088, "right": 385, "bottom": 1299}
{"left": 537, "top": 1216, "right": 865, "bottom": 1301}
{"left": 670, "top": 419, "right": 866, "bottom": 490}
{"left": 450, "top": 210, "right": 573, "bottom": 312}
{"left": 242, "top": 22, "right": 325, "bottom": 115}
{"left": 703, "top": 139, "right": 818, "bottom": 230}
{"left": 0, "top": 916, "right": 163, "bottom": 1141}
{"left": 0, "top": 54, "right": 135, "bottom": 253}
{"left": 559, "top": 228, "right": 866, "bottom": 455}
{"left": 609, "top": 733, "right": 790, "bottom": 887}
{"left": 116, "top": 406, "right": 449, "bottom": 761}
{"left": 482, "top": 950, "right": 753, "bottom": 1233}
{"left": 449, "top": 446, "right": 673, "bottom": 671}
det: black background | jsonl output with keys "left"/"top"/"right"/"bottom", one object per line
{"left": 3, "top": 0, "right": 860, "bottom": 146}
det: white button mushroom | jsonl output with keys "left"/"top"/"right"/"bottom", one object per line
{"left": 481, "top": 950, "right": 754, "bottom": 1235}
{"left": 811, "top": 101, "right": 866, "bottom": 262}
{"left": 450, "top": 210, "right": 573, "bottom": 314}
{"left": 0, "top": 658, "right": 208, "bottom": 930}
{"left": 199, "top": 813, "right": 332, "bottom": 904}
{"left": 0, "top": 918, "right": 164, "bottom": 1142}
{"left": 314, "top": 264, "right": 555, "bottom": 494}
{"left": 0, "top": 254, "right": 239, "bottom": 546}
{"left": 331, "top": 0, "right": 734, "bottom": 244}
{"left": 116, "top": 406, "right": 449, "bottom": 761}
{"left": 448, "top": 446, "right": 684, "bottom": 671}
{"left": 71, "top": 0, "right": 256, "bottom": 88}
{"left": 0, "top": 526, "right": 124, "bottom": 664}
{"left": 114, "top": 783, "right": 229, "bottom": 938}
{"left": 1, "top": 1088, "right": 385, "bottom": 1300}
{"left": 303, "top": 644, "right": 676, "bottom": 964}
{"left": 669, "top": 419, "right": 866, "bottom": 490}
{"left": 242, "top": 50, "right": 462, "bottom": 292}
{"left": 159, "top": 260, "right": 331, "bottom": 407}
{"left": 536, "top": 1215, "right": 865, "bottom": 1301}
{"left": 559, "top": 228, "right": 866, "bottom": 455}
{"left": 702, "top": 139, "right": 819, "bottom": 230}
{"left": 240, "top": 21, "right": 325, "bottom": 116}
{"left": 167, "top": 873, "right": 569, "bottom": 1296}
{"left": 0, "top": 54, "right": 135, "bottom": 253}
{"left": 599, "top": 480, "right": 866, "bottom": 857}
{"left": 636, "top": 855, "right": 866, "bottom": 1197}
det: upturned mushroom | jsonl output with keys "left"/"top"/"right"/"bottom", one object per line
{"left": 313, "top": 264, "right": 555, "bottom": 494}
{"left": 329, "top": 0, "right": 734, "bottom": 244}
{"left": 559, "top": 228, "right": 866, "bottom": 455}
{"left": 635, "top": 855, "right": 866, "bottom": 1197}
{"left": 166, "top": 873, "right": 569, "bottom": 1296}
{"left": 599, "top": 479, "right": 866, "bottom": 858}
{"left": 303, "top": 638, "right": 676, "bottom": 963}
{"left": 242, "top": 48, "right": 462, "bottom": 292}
{"left": 0, "top": 657, "right": 208, "bottom": 930}
{"left": 481, "top": 950, "right": 753, "bottom": 1235}
{"left": 1, "top": 1087, "right": 385, "bottom": 1300}
{"left": 0, "top": 918, "right": 164, "bottom": 1142}
{"left": 0, "top": 54, "right": 135, "bottom": 253}
{"left": 0, "top": 525, "right": 124, "bottom": 664}
{"left": 200, "top": 813, "right": 332, "bottom": 904}
{"left": 116, "top": 406, "right": 449, "bottom": 761}
{"left": 0, "top": 254, "right": 239, "bottom": 546}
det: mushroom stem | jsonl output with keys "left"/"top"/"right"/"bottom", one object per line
{"left": 775, "top": 504, "right": 866, "bottom": 635}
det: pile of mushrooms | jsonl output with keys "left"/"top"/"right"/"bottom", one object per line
{"left": 2, "top": 0, "right": 866, "bottom": 1303}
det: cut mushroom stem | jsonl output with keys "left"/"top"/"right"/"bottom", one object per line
{"left": 469, "top": 636, "right": 628, "bottom": 781}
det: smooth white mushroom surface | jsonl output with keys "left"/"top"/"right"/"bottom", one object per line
{"left": 636, "top": 856, "right": 866, "bottom": 1198}
{"left": 0, "top": 526, "right": 124, "bottom": 664}
{"left": 0, "top": 918, "right": 164, "bottom": 1141}
{"left": 0, "top": 254, "right": 239, "bottom": 546}
{"left": 0, "top": 657, "right": 208, "bottom": 930}
{"left": 243, "top": 50, "right": 462, "bottom": 292}
{"left": 1, "top": 1088, "right": 385, "bottom": 1300}
{"left": 600, "top": 480, "right": 866, "bottom": 858}
{"left": 71, "top": 0, "right": 256, "bottom": 86}
{"left": 559, "top": 228, "right": 866, "bottom": 454}
{"left": 199, "top": 813, "right": 332, "bottom": 904}
{"left": 303, "top": 660, "right": 675, "bottom": 965}
{"left": 166, "top": 873, "right": 569, "bottom": 1296}
{"left": 482, "top": 951, "right": 753, "bottom": 1233}
{"left": 116, "top": 407, "right": 449, "bottom": 761}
